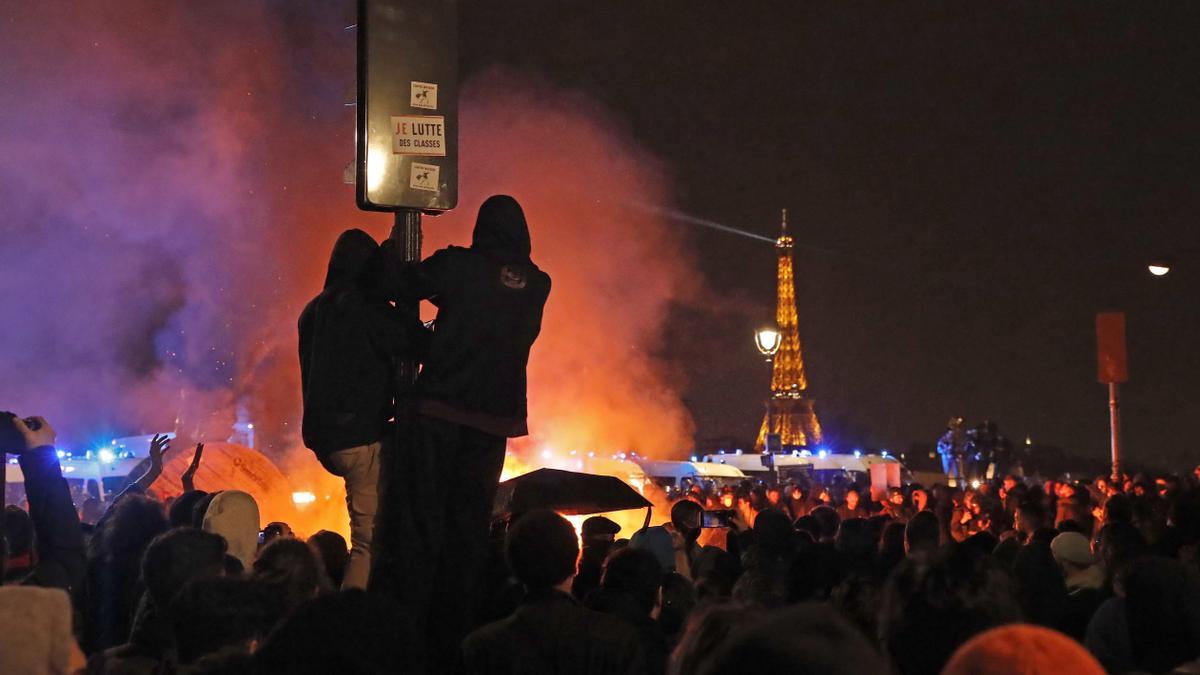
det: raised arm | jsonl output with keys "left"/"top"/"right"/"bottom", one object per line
{"left": 181, "top": 442, "right": 204, "bottom": 493}
{"left": 130, "top": 433, "right": 172, "bottom": 493}
{"left": 10, "top": 417, "right": 85, "bottom": 591}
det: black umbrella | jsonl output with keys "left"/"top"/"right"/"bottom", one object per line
{"left": 493, "top": 468, "right": 652, "bottom": 520}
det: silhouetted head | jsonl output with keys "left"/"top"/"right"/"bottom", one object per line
{"left": 142, "top": 528, "right": 227, "bottom": 608}
{"left": 600, "top": 546, "right": 663, "bottom": 616}
{"left": 672, "top": 604, "right": 752, "bottom": 675}
{"left": 251, "top": 538, "right": 330, "bottom": 620}
{"left": 809, "top": 505, "right": 840, "bottom": 541}
{"left": 880, "top": 546, "right": 1020, "bottom": 675}
{"left": 697, "top": 603, "right": 889, "bottom": 675}
{"left": 472, "top": 195, "right": 531, "bottom": 258}
{"left": 670, "top": 500, "right": 703, "bottom": 543}
{"left": 1122, "top": 556, "right": 1200, "bottom": 672}
{"left": 3, "top": 506, "right": 33, "bottom": 560}
{"left": 506, "top": 509, "right": 578, "bottom": 591}
{"left": 170, "top": 577, "right": 272, "bottom": 665}
{"left": 905, "top": 510, "right": 941, "bottom": 554}
{"left": 307, "top": 531, "right": 350, "bottom": 589}
{"left": 92, "top": 494, "right": 169, "bottom": 560}
{"left": 168, "top": 491, "right": 209, "bottom": 529}
{"left": 323, "top": 229, "right": 379, "bottom": 290}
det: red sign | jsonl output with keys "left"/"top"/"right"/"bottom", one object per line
{"left": 1096, "top": 312, "right": 1128, "bottom": 384}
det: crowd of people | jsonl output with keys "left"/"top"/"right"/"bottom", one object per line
{"left": 5, "top": 405, "right": 1200, "bottom": 674}
{"left": 5, "top": 193, "right": 1200, "bottom": 674}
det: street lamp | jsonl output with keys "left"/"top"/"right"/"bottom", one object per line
{"left": 755, "top": 328, "right": 782, "bottom": 452}
{"left": 755, "top": 328, "right": 781, "bottom": 360}
{"left": 1148, "top": 261, "right": 1171, "bottom": 277}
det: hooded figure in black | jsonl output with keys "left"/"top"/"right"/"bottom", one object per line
{"left": 373, "top": 195, "right": 550, "bottom": 672}
{"left": 298, "top": 228, "right": 427, "bottom": 590}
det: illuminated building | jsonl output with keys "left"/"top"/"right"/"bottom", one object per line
{"left": 755, "top": 209, "right": 823, "bottom": 451}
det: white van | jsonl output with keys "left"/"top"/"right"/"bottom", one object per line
{"left": 634, "top": 459, "right": 748, "bottom": 492}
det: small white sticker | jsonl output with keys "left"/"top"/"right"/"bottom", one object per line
{"left": 409, "top": 162, "right": 439, "bottom": 192}
{"left": 391, "top": 115, "right": 446, "bottom": 156}
{"left": 410, "top": 81, "right": 438, "bottom": 110}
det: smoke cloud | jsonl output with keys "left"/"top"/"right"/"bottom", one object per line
{"left": 0, "top": 2, "right": 701, "bottom": 464}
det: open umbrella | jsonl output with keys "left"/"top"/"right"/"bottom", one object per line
{"left": 493, "top": 468, "right": 652, "bottom": 523}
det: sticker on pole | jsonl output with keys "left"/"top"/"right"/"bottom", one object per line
{"left": 391, "top": 115, "right": 446, "bottom": 156}
{"left": 409, "top": 162, "right": 440, "bottom": 192}
{"left": 410, "top": 82, "right": 438, "bottom": 110}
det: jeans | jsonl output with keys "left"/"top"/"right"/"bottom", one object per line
{"left": 321, "top": 441, "right": 381, "bottom": 590}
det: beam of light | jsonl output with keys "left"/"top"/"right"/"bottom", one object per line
{"left": 626, "top": 202, "right": 881, "bottom": 268}
{"left": 627, "top": 203, "right": 777, "bottom": 243}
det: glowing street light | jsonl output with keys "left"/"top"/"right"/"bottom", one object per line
{"left": 1148, "top": 262, "right": 1171, "bottom": 277}
{"left": 755, "top": 328, "right": 781, "bottom": 359}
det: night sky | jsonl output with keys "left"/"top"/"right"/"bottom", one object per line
{"left": 462, "top": 3, "right": 1200, "bottom": 469}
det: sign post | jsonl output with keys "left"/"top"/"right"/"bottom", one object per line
{"left": 355, "top": 0, "right": 457, "bottom": 596}
{"left": 1096, "top": 312, "right": 1128, "bottom": 483}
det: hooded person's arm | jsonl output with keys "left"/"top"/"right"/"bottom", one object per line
{"left": 379, "top": 240, "right": 453, "bottom": 305}
{"left": 362, "top": 298, "right": 432, "bottom": 361}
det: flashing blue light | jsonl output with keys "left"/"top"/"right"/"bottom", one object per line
{"left": 56, "top": 450, "right": 66, "bottom": 459}
{"left": 853, "top": 450, "right": 862, "bottom": 458}
{"left": 792, "top": 450, "right": 800, "bottom": 456}
{"left": 880, "top": 450, "right": 890, "bottom": 458}
{"left": 818, "top": 449, "right": 829, "bottom": 458}
{"left": 98, "top": 448, "right": 116, "bottom": 464}
{"left": 799, "top": 450, "right": 812, "bottom": 458}
{"left": 690, "top": 455, "right": 698, "bottom": 462}
{"left": 718, "top": 449, "right": 725, "bottom": 455}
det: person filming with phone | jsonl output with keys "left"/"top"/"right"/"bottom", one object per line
{"left": 0, "top": 413, "right": 85, "bottom": 593}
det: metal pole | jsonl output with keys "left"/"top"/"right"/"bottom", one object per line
{"left": 1109, "top": 381, "right": 1121, "bottom": 484}
{"left": 371, "top": 209, "right": 420, "bottom": 595}
{"left": 389, "top": 209, "right": 422, "bottom": 417}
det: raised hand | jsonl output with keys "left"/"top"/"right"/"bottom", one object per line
{"left": 148, "top": 434, "right": 172, "bottom": 469}
{"left": 132, "top": 433, "right": 172, "bottom": 492}
{"left": 182, "top": 442, "right": 204, "bottom": 492}
{"left": 13, "top": 416, "right": 56, "bottom": 452}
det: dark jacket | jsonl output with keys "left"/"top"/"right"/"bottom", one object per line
{"left": 462, "top": 589, "right": 646, "bottom": 675}
{"left": 299, "top": 229, "right": 427, "bottom": 457}
{"left": 16, "top": 446, "right": 85, "bottom": 592}
{"left": 393, "top": 196, "right": 551, "bottom": 437}
{"left": 585, "top": 588, "right": 668, "bottom": 675}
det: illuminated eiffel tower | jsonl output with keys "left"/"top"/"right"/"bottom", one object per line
{"left": 755, "top": 209, "right": 823, "bottom": 451}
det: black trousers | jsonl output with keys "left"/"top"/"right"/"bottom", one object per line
{"left": 371, "top": 414, "right": 507, "bottom": 672}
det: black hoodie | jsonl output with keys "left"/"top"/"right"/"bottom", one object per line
{"left": 391, "top": 195, "right": 551, "bottom": 437}
{"left": 298, "top": 229, "right": 427, "bottom": 457}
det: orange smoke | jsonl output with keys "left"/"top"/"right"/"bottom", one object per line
{"left": 5, "top": 1, "right": 713, "bottom": 531}
{"left": 418, "top": 71, "right": 704, "bottom": 460}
